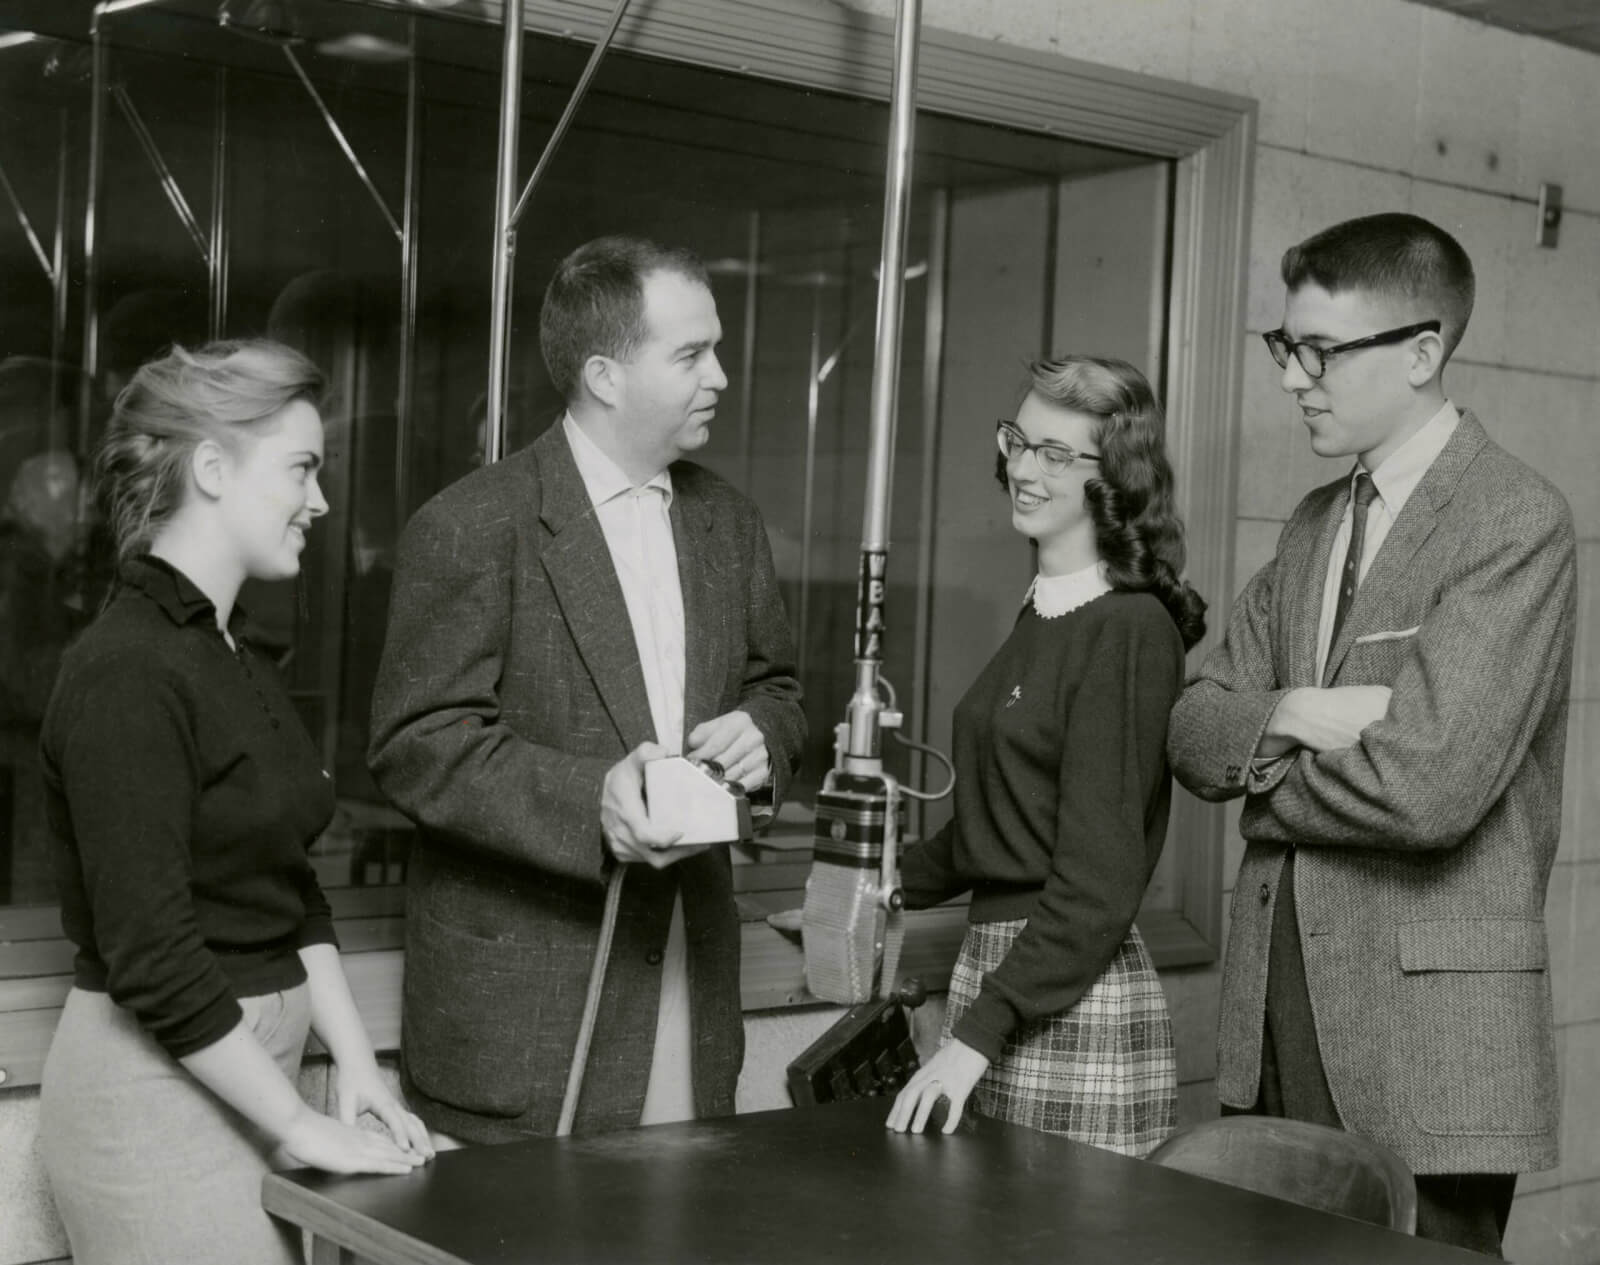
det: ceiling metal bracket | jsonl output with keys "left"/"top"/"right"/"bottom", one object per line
{"left": 281, "top": 45, "right": 403, "bottom": 242}
{"left": 0, "top": 159, "right": 56, "bottom": 282}
{"left": 110, "top": 83, "right": 213, "bottom": 266}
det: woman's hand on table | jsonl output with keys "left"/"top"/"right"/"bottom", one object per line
{"left": 278, "top": 1105, "right": 430, "bottom": 1175}
{"left": 335, "top": 1058, "right": 435, "bottom": 1162}
{"left": 886, "top": 1038, "right": 990, "bottom": 1135}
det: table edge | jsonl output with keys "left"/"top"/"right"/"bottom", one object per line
{"left": 263, "top": 1172, "right": 466, "bottom": 1265}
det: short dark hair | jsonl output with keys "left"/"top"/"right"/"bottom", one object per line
{"left": 1281, "top": 213, "right": 1476, "bottom": 360}
{"left": 538, "top": 236, "right": 711, "bottom": 401}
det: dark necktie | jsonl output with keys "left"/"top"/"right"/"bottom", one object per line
{"left": 1323, "top": 471, "right": 1378, "bottom": 683}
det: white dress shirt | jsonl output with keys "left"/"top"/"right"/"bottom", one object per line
{"left": 564, "top": 413, "right": 695, "bottom": 1126}
{"left": 1313, "top": 401, "right": 1460, "bottom": 682}
{"left": 564, "top": 413, "right": 686, "bottom": 756}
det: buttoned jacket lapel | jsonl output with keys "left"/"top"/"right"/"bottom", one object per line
{"left": 533, "top": 425, "right": 656, "bottom": 752}
{"left": 1320, "top": 411, "right": 1488, "bottom": 685}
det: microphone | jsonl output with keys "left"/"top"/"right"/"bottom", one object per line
{"left": 803, "top": 764, "right": 906, "bottom": 1004}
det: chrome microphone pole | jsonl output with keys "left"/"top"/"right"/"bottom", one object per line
{"left": 843, "top": 0, "right": 920, "bottom": 771}
{"left": 802, "top": 0, "right": 923, "bottom": 1007}
{"left": 483, "top": 0, "right": 524, "bottom": 466}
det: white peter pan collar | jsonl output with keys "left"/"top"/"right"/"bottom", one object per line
{"left": 1026, "top": 561, "right": 1112, "bottom": 619}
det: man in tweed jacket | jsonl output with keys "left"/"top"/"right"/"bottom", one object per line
{"left": 1168, "top": 213, "right": 1575, "bottom": 1257}
{"left": 369, "top": 237, "right": 805, "bottom": 1143}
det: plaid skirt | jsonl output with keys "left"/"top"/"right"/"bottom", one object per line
{"left": 942, "top": 918, "right": 1176, "bottom": 1157}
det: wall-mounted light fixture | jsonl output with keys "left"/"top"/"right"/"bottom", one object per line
{"left": 404, "top": 0, "right": 494, "bottom": 15}
{"left": 316, "top": 32, "right": 412, "bottom": 62}
{"left": 1537, "top": 181, "right": 1562, "bottom": 249}
{"left": 217, "top": 0, "right": 303, "bottom": 46}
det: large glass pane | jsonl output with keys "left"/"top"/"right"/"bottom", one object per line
{"left": 0, "top": 31, "right": 99, "bottom": 907}
{"left": 0, "top": 0, "right": 1171, "bottom": 910}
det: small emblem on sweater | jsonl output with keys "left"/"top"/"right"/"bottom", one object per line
{"left": 1004, "top": 685, "right": 1022, "bottom": 708}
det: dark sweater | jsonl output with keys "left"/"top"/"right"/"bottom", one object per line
{"left": 41, "top": 556, "right": 337, "bottom": 1057}
{"left": 901, "top": 589, "right": 1183, "bottom": 1063}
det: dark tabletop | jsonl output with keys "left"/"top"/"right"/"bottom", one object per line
{"left": 264, "top": 1099, "right": 1487, "bottom": 1264}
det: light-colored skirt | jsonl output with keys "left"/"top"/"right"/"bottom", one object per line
{"left": 40, "top": 983, "right": 312, "bottom": 1265}
{"left": 943, "top": 919, "right": 1176, "bottom": 1157}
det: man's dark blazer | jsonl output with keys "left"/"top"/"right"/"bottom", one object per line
{"left": 368, "top": 422, "right": 806, "bottom": 1141}
{"left": 1168, "top": 410, "right": 1575, "bottom": 1175}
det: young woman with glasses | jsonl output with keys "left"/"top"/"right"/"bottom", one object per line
{"left": 886, "top": 354, "right": 1206, "bottom": 1157}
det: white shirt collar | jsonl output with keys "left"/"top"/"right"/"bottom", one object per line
{"left": 563, "top": 412, "right": 674, "bottom": 509}
{"left": 1026, "top": 561, "right": 1113, "bottom": 619}
{"left": 1360, "top": 399, "right": 1459, "bottom": 518}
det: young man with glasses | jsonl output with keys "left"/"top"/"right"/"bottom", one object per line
{"left": 1168, "top": 212, "right": 1576, "bottom": 1257}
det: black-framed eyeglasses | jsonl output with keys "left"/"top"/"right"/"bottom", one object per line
{"left": 995, "top": 421, "right": 1099, "bottom": 477}
{"left": 1262, "top": 319, "right": 1441, "bottom": 380}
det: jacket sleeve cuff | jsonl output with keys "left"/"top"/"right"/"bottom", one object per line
{"left": 1247, "top": 753, "right": 1294, "bottom": 794}
{"left": 1170, "top": 684, "right": 1292, "bottom": 800}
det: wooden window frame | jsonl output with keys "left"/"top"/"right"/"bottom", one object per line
{"left": 0, "top": 0, "right": 1251, "bottom": 1088}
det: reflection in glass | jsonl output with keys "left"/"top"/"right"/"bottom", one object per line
{"left": 0, "top": 1, "right": 1172, "bottom": 907}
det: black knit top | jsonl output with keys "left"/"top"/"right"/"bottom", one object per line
{"left": 901, "top": 588, "right": 1183, "bottom": 1063}
{"left": 41, "top": 556, "right": 337, "bottom": 1057}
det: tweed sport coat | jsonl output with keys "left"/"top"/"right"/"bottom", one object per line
{"left": 1167, "top": 411, "right": 1576, "bottom": 1175}
{"left": 368, "top": 422, "right": 806, "bottom": 1142}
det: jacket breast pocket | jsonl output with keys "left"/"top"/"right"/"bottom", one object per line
{"left": 1397, "top": 919, "right": 1557, "bottom": 1138}
{"left": 403, "top": 908, "right": 543, "bottom": 1117}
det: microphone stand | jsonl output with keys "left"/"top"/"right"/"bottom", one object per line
{"left": 801, "top": 0, "right": 948, "bottom": 1016}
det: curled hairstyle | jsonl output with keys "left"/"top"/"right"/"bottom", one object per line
{"left": 1281, "top": 212, "right": 1475, "bottom": 360}
{"left": 538, "top": 235, "right": 711, "bottom": 402}
{"left": 95, "top": 338, "right": 325, "bottom": 566}
{"left": 1002, "top": 355, "right": 1207, "bottom": 649}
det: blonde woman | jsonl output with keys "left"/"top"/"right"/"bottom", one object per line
{"left": 39, "top": 340, "right": 430, "bottom": 1265}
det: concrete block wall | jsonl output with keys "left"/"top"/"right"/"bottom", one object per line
{"left": 829, "top": 1, "right": 1600, "bottom": 1259}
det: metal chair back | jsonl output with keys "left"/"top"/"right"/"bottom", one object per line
{"left": 1148, "top": 1116, "right": 1418, "bottom": 1235}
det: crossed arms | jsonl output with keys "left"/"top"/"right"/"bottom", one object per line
{"left": 1167, "top": 490, "right": 1576, "bottom": 852}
